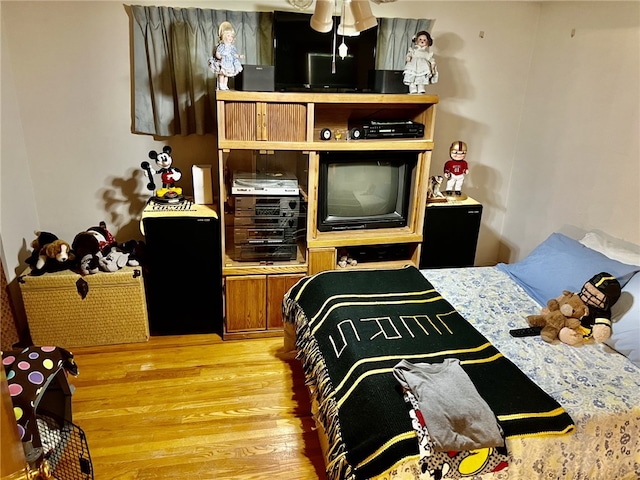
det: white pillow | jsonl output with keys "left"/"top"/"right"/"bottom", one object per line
{"left": 607, "top": 273, "right": 640, "bottom": 367}
{"left": 579, "top": 232, "right": 640, "bottom": 266}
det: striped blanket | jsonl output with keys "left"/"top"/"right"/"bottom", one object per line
{"left": 283, "top": 266, "right": 574, "bottom": 480}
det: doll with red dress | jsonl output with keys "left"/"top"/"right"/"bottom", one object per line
{"left": 444, "top": 141, "right": 469, "bottom": 197}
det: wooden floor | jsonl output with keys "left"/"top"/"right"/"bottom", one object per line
{"left": 69, "top": 334, "right": 325, "bottom": 480}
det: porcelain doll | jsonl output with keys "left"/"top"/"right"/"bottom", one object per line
{"left": 208, "top": 21, "right": 244, "bottom": 91}
{"left": 403, "top": 31, "right": 438, "bottom": 94}
{"left": 444, "top": 141, "right": 469, "bottom": 196}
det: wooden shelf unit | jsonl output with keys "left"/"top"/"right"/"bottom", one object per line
{"left": 215, "top": 91, "right": 438, "bottom": 337}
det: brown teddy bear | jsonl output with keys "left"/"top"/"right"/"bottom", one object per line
{"left": 526, "top": 272, "right": 622, "bottom": 346}
{"left": 526, "top": 291, "right": 588, "bottom": 345}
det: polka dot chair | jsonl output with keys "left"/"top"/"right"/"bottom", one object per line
{"left": 2, "top": 346, "right": 77, "bottom": 448}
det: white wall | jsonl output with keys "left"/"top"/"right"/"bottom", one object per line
{"left": 501, "top": 2, "right": 640, "bottom": 261}
{"left": 1, "top": 1, "right": 638, "bottom": 283}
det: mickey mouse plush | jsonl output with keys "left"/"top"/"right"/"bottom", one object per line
{"left": 71, "top": 222, "right": 117, "bottom": 275}
{"left": 141, "top": 146, "right": 182, "bottom": 200}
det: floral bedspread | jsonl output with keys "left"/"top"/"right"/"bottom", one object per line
{"left": 411, "top": 267, "right": 640, "bottom": 480}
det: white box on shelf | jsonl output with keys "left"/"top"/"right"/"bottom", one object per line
{"left": 192, "top": 164, "right": 214, "bottom": 204}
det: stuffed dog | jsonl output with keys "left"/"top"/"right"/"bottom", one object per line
{"left": 27, "top": 231, "right": 74, "bottom": 275}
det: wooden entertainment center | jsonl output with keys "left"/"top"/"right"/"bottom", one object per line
{"left": 215, "top": 91, "right": 438, "bottom": 338}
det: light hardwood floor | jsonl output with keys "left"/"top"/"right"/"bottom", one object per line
{"left": 69, "top": 334, "right": 325, "bottom": 480}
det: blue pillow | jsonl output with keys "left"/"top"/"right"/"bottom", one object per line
{"left": 497, "top": 233, "right": 640, "bottom": 306}
{"left": 606, "top": 273, "right": 640, "bottom": 367}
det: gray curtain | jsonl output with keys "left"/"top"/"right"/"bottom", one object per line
{"left": 130, "top": 6, "right": 430, "bottom": 136}
{"left": 130, "top": 6, "right": 272, "bottom": 136}
{"left": 376, "top": 18, "right": 433, "bottom": 70}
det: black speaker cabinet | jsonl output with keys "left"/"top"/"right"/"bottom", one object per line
{"left": 369, "top": 70, "right": 407, "bottom": 94}
{"left": 420, "top": 198, "right": 483, "bottom": 269}
{"left": 234, "top": 65, "right": 275, "bottom": 92}
{"left": 142, "top": 205, "right": 222, "bottom": 335}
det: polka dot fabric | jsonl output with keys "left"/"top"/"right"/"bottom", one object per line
{"left": 2, "top": 346, "right": 77, "bottom": 445}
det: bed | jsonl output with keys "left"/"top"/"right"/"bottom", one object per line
{"left": 283, "top": 232, "right": 640, "bottom": 480}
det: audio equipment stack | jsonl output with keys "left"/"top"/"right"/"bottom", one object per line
{"left": 231, "top": 172, "right": 301, "bottom": 262}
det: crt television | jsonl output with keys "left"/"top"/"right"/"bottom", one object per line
{"left": 317, "top": 151, "right": 418, "bottom": 232}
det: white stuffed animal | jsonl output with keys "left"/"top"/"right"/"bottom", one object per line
{"left": 98, "top": 248, "right": 139, "bottom": 272}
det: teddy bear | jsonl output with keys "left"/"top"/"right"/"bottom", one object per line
{"left": 26, "top": 231, "right": 75, "bottom": 275}
{"left": 527, "top": 272, "right": 621, "bottom": 346}
{"left": 527, "top": 291, "right": 588, "bottom": 345}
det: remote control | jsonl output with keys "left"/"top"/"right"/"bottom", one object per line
{"left": 509, "top": 326, "right": 543, "bottom": 337}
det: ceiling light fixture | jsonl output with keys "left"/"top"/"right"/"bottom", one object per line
{"left": 349, "top": 0, "right": 377, "bottom": 33}
{"left": 310, "top": 0, "right": 335, "bottom": 33}
{"left": 337, "top": 0, "right": 359, "bottom": 37}
{"left": 311, "top": 0, "right": 378, "bottom": 35}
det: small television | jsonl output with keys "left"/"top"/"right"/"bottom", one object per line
{"left": 317, "top": 151, "right": 418, "bottom": 232}
{"left": 273, "top": 10, "right": 377, "bottom": 92}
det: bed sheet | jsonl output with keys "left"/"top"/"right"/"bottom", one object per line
{"left": 419, "top": 267, "right": 640, "bottom": 480}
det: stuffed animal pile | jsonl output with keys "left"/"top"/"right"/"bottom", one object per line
{"left": 27, "top": 222, "right": 144, "bottom": 276}
{"left": 526, "top": 272, "right": 621, "bottom": 345}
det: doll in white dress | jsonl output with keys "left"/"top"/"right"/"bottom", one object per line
{"left": 208, "top": 21, "right": 244, "bottom": 91}
{"left": 403, "top": 31, "right": 438, "bottom": 94}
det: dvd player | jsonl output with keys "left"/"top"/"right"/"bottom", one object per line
{"left": 348, "top": 120, "right": 425, "bottom": 140}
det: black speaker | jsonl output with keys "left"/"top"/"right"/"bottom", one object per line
{"left": 369, "top": 70, "right": 407, "bottom": 94}
{"left": 420, "top": 201, "right": 483, "bottom": 268}
{"left": 234, "top": 65, "right": 275, "bottom": 92}
{"left": 143, "top": 214, "right": 222, "bottom": 335}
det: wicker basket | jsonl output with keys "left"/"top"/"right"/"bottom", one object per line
{"left": 19, "top": 267, "right": 149, "bottom": 347}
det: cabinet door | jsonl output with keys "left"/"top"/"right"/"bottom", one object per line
{"left": 308, "top": 247, "right": 336, "bottom": 275}
{"left": 223, "top": 102, "right": 258, "bottom": 141}
{"left": 222, "top": 101, "right": 307, "bottom": 142}
{"left": 225, "top": 275, "right": 266, "bottom": 332}
{"left": 264, "top": 103, "right": 307, "bottom": 142}
{"left": 267, "top": 274, "right": 305, "bottom": 330}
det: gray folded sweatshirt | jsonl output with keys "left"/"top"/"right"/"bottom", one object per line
{"left": 393, "top": 358, "right": 504, "bottom": 451}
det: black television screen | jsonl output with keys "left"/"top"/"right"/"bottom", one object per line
{"left": 273, "top": 10, "right": 377, "bottom": 92}
{"left": 317, "top": 151, "right": 417, "bottom": 232}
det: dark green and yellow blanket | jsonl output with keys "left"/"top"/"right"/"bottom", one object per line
{"left": 283, "top": 265, "right": 574, "bottom": 480}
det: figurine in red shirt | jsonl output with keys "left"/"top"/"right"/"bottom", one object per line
{"left": 444, "top": 141, "right": 469, "bottom": 196}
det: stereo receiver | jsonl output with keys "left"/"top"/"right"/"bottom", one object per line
{"left": 348, "top": 120, "right": 425, "bottom": 140}
{"left": 234, "top": 196, "right": 300, "bottom": 217}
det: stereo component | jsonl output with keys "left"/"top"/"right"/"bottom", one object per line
{"left": 420, "top": 200, "right": 483, "bottom": 268}
{"left": 142, "top": 207, "right": 222, "bottom": 335}
{"left": 232, "top": 244, "right": 298, "bottom": 261}
{"left": 348, "top": 120, "right": 425, "bottom": 140}
{"left": 320, "top": 128, "right": 332, "bottom": 141}
{"left": 234, "top": 195, "right": 300, "bottom": 217}
{"left": 232, "top": 171, "right": 299, "bottom": 196}
{"left": 233, "top": 226, "right": 297, "bottom": 245}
